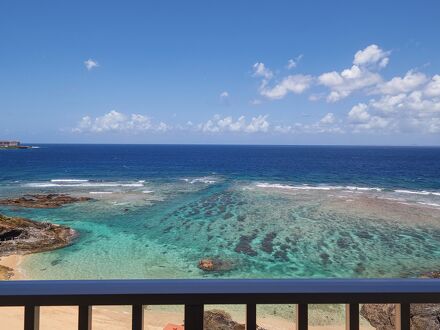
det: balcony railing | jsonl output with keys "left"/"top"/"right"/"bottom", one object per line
{"left": 1, "top": 279, "right": 440, "bottom": 330}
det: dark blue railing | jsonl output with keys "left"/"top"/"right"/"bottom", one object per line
{"left": 1, "top": 279, "right": 440, "bottom": 330}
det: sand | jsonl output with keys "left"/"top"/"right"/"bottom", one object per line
{"left": 0, "top": 255, "right": 25, "bottom": 280}
{"left": 0, "top": 306, "right": 374, "bottom": 330}
{"left": 0, "top": 256, "right": 373, "bottom": 329}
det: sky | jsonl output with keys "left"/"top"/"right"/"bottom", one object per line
{"left": 1, "top": 1, "right": 440, "bottom": 145}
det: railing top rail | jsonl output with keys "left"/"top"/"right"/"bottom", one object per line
{"left": 1, "top": 279, "right": 440, "bottom": 306}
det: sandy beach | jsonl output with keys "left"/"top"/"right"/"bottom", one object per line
{"left": 0, "top": 255, "right": 373, "bottom": 330}
{"left": 0, "top": 305, "right": 373, "bottom": 330}
{"left": 0, "top": 254, "right": 25, "bottom": 280}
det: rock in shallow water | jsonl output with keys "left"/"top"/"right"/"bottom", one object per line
{"left": 0, "top": 213, "right": 77, "bottom": 256}
{"left": 0, "top": 194, "right": 92, "bottom": 208}
{"left": 198, "top": 258, "right": 235, "bottom": 272}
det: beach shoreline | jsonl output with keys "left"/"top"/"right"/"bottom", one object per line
{"left": 0, "top": 254, "right": 374, "bottom": 329}
{"left": 0, "top": 254, "right": 25, "bottom": 280}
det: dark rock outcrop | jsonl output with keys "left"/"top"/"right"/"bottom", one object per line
{"left": 361, "top": 271, "right": 440, "bottom": 330}
{"left": 360, "top": 304, "right": 440, "bottom": 330}
{"left": 0, "top": 213, "right": 77, "bottom": 256}
{"left": 0, "top": 194, "right": 92, "bottom": 209}
{"left": 198, "top": 258, "right": 235, "bottom": 272}
{"left": 204, "top": 310, "right": 266, "bottom": 330}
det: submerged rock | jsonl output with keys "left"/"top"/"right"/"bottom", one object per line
{"left": 235, "top": 233, "right": 258, "bottom": 256}
{"left": 261, "top": 232, "right": 277, "bottom": 254}
{"left": 198, "top": 258, "right": 235, "bottom": 272}
{"left": 0, "top": 213, "right": 77, "bottom": 256}
{"left": 0, "top": 194, "right": 92, "bottom": 209}
{"left": 204, "top": 310, "right": 266, "bottom": 330}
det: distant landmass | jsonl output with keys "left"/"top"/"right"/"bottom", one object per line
{"left": 0, "top": 141, "right": 32, "bottom": 149}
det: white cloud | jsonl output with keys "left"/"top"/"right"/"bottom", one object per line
{"left": 287, "top": 54, "right": 303, "bottom": 69}
{"left": 347, "top": 86, "right": 440, "bottom": 133}
{"left": 219, "top": 91, "right": 230, "bottom": 105}
{"left": 220, "top": 91, "right": 229, "bottom": 99}
{"left": 73, "top": 111, "right": 169, "bottom": 133}
{"left": 318, "top": 45, "right": 390, "bottom": 102}
{"left": 347, "top": 103, "right": 391, "bottom": 132}
{"left": 318, "top": 64, "right": 382, "bottom": 102}
{"left": 425, "top": 75, "right": 440, "bottom": 97}
{"left": 84, "top": 59, "right": 99, "bottom": 71}
{"left": 319, "top": 112, "right": 336, "bottom": 125}
{"left": 353, "top": 44, "right": 390, "bottom": 68}
{"left": 274, "top": 114, "right": 343, "bottom": 134}
{"left": 197, "top": 115, "right": 270, "bottom": 133}
{"left": 260, "top": 74, "right": 313, "bottom": 99}
{"left": 253, "top": 62, "right": 273, "bottom": 80}
{"left": 348, "top": 103, "right": 370, "bottom": 122}
{"left": 377, "top": 70, "right": 428, "bottom": 95}
{"left": 156, "top": 122, "right": 171, "bottom": 132}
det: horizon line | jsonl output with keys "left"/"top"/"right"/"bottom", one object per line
{"left": 18, "top": 142, "right": 440, "bottom": 148}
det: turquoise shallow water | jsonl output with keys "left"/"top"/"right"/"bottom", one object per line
{"left": 1, "top": 145, "right": 440, "bottom": 280}
{"left": 1, "top": 178, "right": 440, "bottom": 280}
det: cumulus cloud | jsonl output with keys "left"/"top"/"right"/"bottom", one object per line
{"left": 347, "top": 103, "right": 391, "bottom": 132}
{"left": 319, "top": 112, "right": 336, "bottom": 125}
{"left": 425, "top": 75, "right": 440, "bottom": 97}
{"left": 315, "top": 45, "right": 393, "bottom": 102}
{"left": 353, "top": 44, "right": 390, "bottom": 68}
{"left": 347, "top": 86, "right": 440, "bottom": 133}
{"left": 377, "top": 70, "right": 428, "bottom": 95}
{"left": 73, "top": 111, "right": 169, "bottom": 133}
{"left": 197, "top": 115, "right": 270, "bottom": 133}
{"left": 260, "top": 74, "right": 313, "bottom": 100}
{"left": 84, "top": 59, "right": 99, "bottom": 71}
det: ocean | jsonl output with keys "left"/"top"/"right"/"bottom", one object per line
{"left": 1, "top": 144, "right": 440, "bottom": 280}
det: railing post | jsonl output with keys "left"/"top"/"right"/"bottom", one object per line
{"left": 185, "top": 304, "right": 204, "bottom": 330}
{"left": 345, "top": 304, "right": 359, "bottom": 330}
{"left": 395, "top": 303, "right": 410, "bottom": 330}
{"left": 78, "top": 305, "right": 92, "bottom": 330}
{"left": 132, "top": 304, "right": 144, "bottom": 330}
{"left": 246, "top": 304, "right": 257, "bottom": 330}
{"left": 24, "top": 306, "right": 40, "bottom": 330}
{"left": 296, "top": 304, "right": 308, "bottom": 330}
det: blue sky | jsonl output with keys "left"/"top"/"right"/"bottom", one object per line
{"left": 1, "top": 1, "right": 440, "bottom": 145}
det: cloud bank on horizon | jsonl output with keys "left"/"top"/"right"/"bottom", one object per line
{"left": 73, "top": 44, "right": 440, "bottom": 137}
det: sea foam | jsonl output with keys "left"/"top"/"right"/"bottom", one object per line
{"left": 25, "top": 181, "right": 144, "bottom": 188}
{"left": 255, "top": 183, "right": 382, "bottom": 192}
{"left": 181, "top": 177, "right": 217, "bottom": 184}
{"left": 394, "top": 189, "right": 440, "bottom": 196}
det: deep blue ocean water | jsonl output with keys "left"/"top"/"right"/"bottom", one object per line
{"left": 1, "top": 144, "right": 440, "bottom": 280}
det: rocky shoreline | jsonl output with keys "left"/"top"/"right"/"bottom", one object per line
{"left": 0, "top": 193, "right": 92, "bottom": 208}
{"left": 0, "top": 213, "right": 77, "bottom": 279}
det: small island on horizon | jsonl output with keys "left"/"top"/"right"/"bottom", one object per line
{"left": 0, "top": 141, "right": 33, "bottom": 149}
